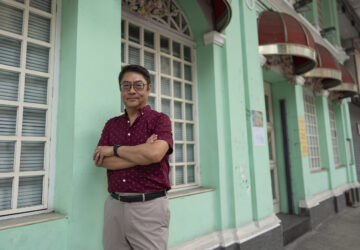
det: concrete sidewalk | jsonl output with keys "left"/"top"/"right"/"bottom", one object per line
{"left": 285, "top": 206, "right": 360, "bottom": 250}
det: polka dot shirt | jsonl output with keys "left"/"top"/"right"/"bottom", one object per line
{"left": 97, "top": 105, "right": 173, "bottom": 193}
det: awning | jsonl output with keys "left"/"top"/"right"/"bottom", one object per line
{"left": 258, "top": 11, "right": 317, "bottom": 75}
{"left": 303, "top": 43, "right": 342, "bottom": 89}
{"left": 211, "top": 0, "right": 232, "bottom": 33}
{"left": 328, "top": 64, "right": 358, "bottom": 98}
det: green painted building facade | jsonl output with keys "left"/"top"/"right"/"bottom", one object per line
{"left": 0, "top": 0, "right": 359, "bottom": 249}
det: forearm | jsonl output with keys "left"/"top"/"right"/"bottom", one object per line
{"left": 99, "top": 156, "right": 137, "bottom": 170}
{"left": 117, "top": 140, "right": 168, "bottom": 165}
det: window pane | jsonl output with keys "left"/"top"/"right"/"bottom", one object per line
{"left": 174, "top": 80, "right": 182, "bottom": 98}
{"left": 20, "top": 141, "right": 45, "bottom": 171}
{"left": 144, "top": 29, "right": 154, "bottom": 49}
{"left": 187, "top": 144, "right": 194, "bottom": 162}
{"left": 174, "top": 101, "right": 182, "bottom": 119}
{"left": 144, "top": 51, "right": 155, "bottom": 71}
{"left": 148, "top": 96, "right": 155, "bottom": 110}
{"left": 0, "top": 141, "right": 15, "bottom": 172}
{"left": 185, "top": 84, "right": 192, "bottom": 100}
{"left": 26, "top": 43, "right": 49, "bottom": 73}
{"left": 161, "top": 56, "right": 170, "bottom": 75}
{"left": 184, "top": 45, "right": 191, "bottom": 62}
{"left": 24, "top": 75, "right": 48, "bottom": 104}
{"left": 187, "top": 165, "right": 195, "bottom": 183}
{"left": 160, "top": 36, "right": 169, "bottom": 54}
{"left": 161, "top": 99, "right": 171, "bottom": 117}
{"left": 121, "top": 43, "right": 125, "bottom": 63}
{"left": 0, "top": 178, "right": 12, "bottom": 211}
{"left": 150, "top": 74, "right": 155, "bottom": 93}
{"left": 186, "top": 103, "right": 193, "bottom": 120}
{"left": 0, "top": 3, "right": 23, "bottom": 35}
{"left": 173, "top": 41, "right": 181, "bottom": 58}
{"left": 0, "top": 105, "right": 17, "bottom": 136}
{"left": 121, "top": 20, "right": 125, "bottom": 39}
{"left": 128, "top": 23, "right": 140, "bottom": 44}
{"left": 175, "top": 144, "right": 183, "bottom": 162}
{"left": 173, "top": 60, "right": 181, "bottom": 78}
{"left": 0, "top": 36, "right": 21, "bottom": 67}
{"left": 0, "top": 70, "right": 19, "bottom": 101}
{"left": 28, "top": 13, "right": 51, "bottom": 42}
{"left": 184, "top": 64, "right": 192, "bottom": 81}
{"left": 161, "top": 77, "right": 171, "bottom": 96}
{"left": 128, "top": 46, "right": 140, "bottom": 65}
{"left": 186, "top": 123, "right": 194, "bottom": 141}
{"left": 174, "top": 122, "right": 183, "bottom": 140}
{"left": 17, "top": 175, "right": 43, "bottom": 208}
{"left": 175, "top": 166, "right": 184, "bottom": 185}
{"left": 22, "top": 108, "right": 46, "bottom": 136}
{"left": 30, "top": 0, "right": 52, "bottom": 13}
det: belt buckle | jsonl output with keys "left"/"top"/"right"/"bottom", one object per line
{"left": 142, "top": 193, "right": 145, "bottom": 202}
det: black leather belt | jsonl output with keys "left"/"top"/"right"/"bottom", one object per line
{"left": 111, "top": 190, "right": 166, "bottom": 203}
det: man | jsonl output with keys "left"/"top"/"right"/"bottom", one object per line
{"left": 93, "top": 65, "right": 173, "bottom": 250}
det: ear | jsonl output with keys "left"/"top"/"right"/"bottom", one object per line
{"left": 147, "top": 83, "right": 152, "bottom": 92}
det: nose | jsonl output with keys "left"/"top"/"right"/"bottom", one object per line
{"left": 128, "top": 85, "right": 137, "bottom": 93}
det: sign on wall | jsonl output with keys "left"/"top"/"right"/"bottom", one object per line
{"left": 299, "top": 117, "right": 308, "bottom": 157}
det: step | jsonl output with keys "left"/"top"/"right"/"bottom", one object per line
{"left": 277, "top": 213, "right": 311, "bottom": 246}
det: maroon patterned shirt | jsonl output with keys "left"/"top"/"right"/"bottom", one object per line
{"left": 97, "top": 105, "right": 173, "bottom": 193}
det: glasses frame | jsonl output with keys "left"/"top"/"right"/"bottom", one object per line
{"left": 120, "top": 81, "right": 148, "bottom": 92}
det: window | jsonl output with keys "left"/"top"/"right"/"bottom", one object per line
{"left": 328, "top": 101, "right": 340, "bottom": 167}
{"left": 0, "top": 0, "right": 56, "bottom": 216}
{"left": 346, "top": 139, "right": 353, "bottom": 165}
{"left": 121, "top": 5, "right": 198, "bottom": 189}
{"left": 303, "top": 88, "right": 322, "bottom": 171}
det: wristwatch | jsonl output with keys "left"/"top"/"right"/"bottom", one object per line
{"left": 113, "top": 144, "right": 122, "bottom": 157}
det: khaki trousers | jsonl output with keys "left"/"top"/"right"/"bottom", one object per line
{"left": 103, "top": 195, "right": 170, "bottom": 250}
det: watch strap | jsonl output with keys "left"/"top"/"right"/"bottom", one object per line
{"left": 113, "top": 144, "right": 122, "bottom": 157}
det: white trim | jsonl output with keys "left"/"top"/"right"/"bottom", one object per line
{"left": 203, "top": 31, "right": 226, "bottom": 47}
{"left": 170, "top": 214, "right": 281, "bottom": 250}
{"left": 295, "top": 76, "right": 305, "bottom": 85}
{"left": 299, "top": 182, "right": 357, "bottom": 208}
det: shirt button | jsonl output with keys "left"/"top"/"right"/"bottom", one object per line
{"left": 128, "top": 133, "right": 131, "bottom": 136}
{"left": 127, "top": 120, "right": 130, "bottom": 123}
{"left": 141, "top": 112, "right": 144, "bottom": 115}
{"left": 122, "top": 179, "right": 126, "bottom": 182}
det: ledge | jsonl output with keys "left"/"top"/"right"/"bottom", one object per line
{"left": 310, "top": 168, "right": 328, "bottom": 174}
{"left": 168, "top": 186, "right": 215, "bottom": 199}
{"left": 335, "top": 165, "right": 346, "bottom": 169}
{"left": 0, "top": 212, "right": 66, "bottom": 231}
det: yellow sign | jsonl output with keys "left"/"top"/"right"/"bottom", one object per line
{"left": 298, "top": 117, "right": 308, "bottom": 157}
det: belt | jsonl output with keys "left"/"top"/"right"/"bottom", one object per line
{"left": 110, "top": 190, "right": 166, "bottom": 203}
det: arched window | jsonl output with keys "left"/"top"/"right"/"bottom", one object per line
{"left": 121, "top": 0, "right": 198, "bottom": 189}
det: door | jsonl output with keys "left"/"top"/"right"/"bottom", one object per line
{"left": 264, "top": 82, "right": 280, "bottom": 213}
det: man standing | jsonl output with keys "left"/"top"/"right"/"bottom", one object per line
{"left": 93, "top": 65, "right": 173, "bottom": 250}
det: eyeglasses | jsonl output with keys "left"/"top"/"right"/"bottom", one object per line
{"left": 120, "top": 81, "right": 148, "bottom": 92}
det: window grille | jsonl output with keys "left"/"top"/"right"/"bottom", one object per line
{"left": 328, "top": 101, "right": 340, "bottom": 167}
{"left": 121, "top": 7, "right": 198, "bottom": 189}
{"left": 303, "top": 89, "right": 322, "bottom": 171}
{"left": 0, "top": 0, "right": 56, "bottom": 216}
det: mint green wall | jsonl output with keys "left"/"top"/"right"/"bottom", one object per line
{"left": 56, "top": 0, "right": 122, "bottom": 249}
{"left": 0, "top": 219, "right": 67, "bottom": 250}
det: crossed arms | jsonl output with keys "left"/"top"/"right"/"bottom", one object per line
{"left": 93, "top": 134, "right": 170, "bottom": 170}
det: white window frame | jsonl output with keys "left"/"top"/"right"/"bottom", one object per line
{"left": 121, "top": 6, "right": 199, "bottom": 189}
{"left": 303, "top": 88, "right": 322, "bottom": 171}
{"left": 0, "top": 0, "right": 57, "bottom": 217}
{"left": 328, "top": 100, "right": 340, "bottom": 167}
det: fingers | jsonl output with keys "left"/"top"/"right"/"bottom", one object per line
{"left": 146, "top": 134, "right": 158, "bottom": 144}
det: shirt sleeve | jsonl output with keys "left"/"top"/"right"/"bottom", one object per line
{"left": 97, "top": 120, "right": 111, "bottom": 146}
{"left": 154, "top": 113, "right": 173, "bottom": 155}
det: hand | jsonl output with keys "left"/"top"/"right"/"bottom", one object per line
{"left": 93, "top": 146, "right": 113, "bottom": 166}
{"left": 146, "top": 134, "right": 157, "bottom": 144}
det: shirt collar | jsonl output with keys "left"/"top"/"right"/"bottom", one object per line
{"left": 124, "top": 105, "right": 151, "bottom": 118}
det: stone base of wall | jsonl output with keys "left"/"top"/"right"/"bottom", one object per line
{"left": 214, "top": 225, "right": 283, "bottom": 250}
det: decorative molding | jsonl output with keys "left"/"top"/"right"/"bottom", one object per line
{"left": 259, "top": 54, "right": 267, "bottom": 66}
{"left": 168, "top": 186, "right": 215, "bottom": 199}
{"left": 295, "top": 76, "right": 305, "bottom": 85}
{"left": 170, "top": 214, "right": 280, "bottom": 250}
{"left": 203, "top": 31, "right": 226, "bottom": 46}
{"left": 315, "top": 90, "right": 329, "bottom": 97}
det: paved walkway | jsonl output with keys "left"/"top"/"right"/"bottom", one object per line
{"left": 285, "top": 206, "right": 360, "bottom": 250}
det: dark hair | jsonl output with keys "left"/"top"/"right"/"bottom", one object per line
{"left": 118, "top": 65, "right": 151, "bottom": 88}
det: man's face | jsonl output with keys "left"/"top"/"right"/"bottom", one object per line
{"left": 120, "top": 71, "right": 151, "bottom": 110}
